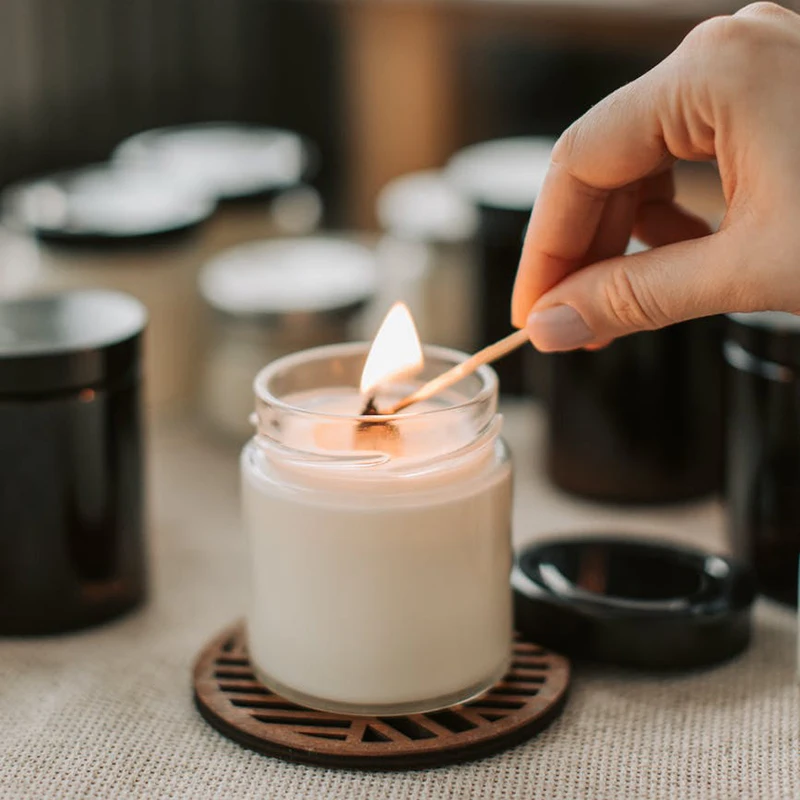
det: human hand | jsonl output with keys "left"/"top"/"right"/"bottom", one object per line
{"left": 512, "top": 2, "right": 800, "bottom": 351}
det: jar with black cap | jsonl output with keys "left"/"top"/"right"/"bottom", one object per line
{"left": 725, "top": 311, "right": 800, "bottom": 606}
{"left": 198, "top": 236, "right": 377, "bottom": 441}
{"left": 446, "top": 137, "right": 553, "bottom": 395}
{"left": 371, "top": 170, "right": 478, "bottom": 353}
{"left": 1, "top": 164, "right": 215, "bottom": 416}
{"left": 0, "top": 290, "right": 147, "bottom": 635}
{"left": 545, "top": 240, "right": 724, "bottom": 504}
{"left": 113, "top": 123, "right": 323, "bottom": 256}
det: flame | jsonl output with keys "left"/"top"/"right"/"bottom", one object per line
{"left": 360, "top": 302, "right": 424, "bottom": 395}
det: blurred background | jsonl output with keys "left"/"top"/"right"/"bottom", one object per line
{"left": 0, "top": 0, "right": 736, "bottom": 225}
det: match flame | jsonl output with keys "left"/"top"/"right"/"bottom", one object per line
{"left": 360, "top": 302, "right": 424, "bottom": 396}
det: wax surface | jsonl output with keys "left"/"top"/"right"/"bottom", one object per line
{"left": 279, "top": 388, "right": 474, "bottom": 465}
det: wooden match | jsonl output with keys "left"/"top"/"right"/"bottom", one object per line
{"left": 379, "top": 328, "right": 532, "bottom": 415}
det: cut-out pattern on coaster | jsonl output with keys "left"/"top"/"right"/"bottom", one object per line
{"left": 193, "top": 624, "right": 570, "bottom": 771}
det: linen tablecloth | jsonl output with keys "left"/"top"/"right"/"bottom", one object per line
{"left": 1, "top": 403, "right": 797, "bottom": 800}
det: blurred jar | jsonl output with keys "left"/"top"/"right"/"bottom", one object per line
{"left": 446, "top": 137, "right": 553, "bottom": 395}
{"left": 0, "top": 224, "right": 40, "bottom": 298}
{"left": 369, "top": 170, "right": 478, "bottom": 353}
{"left": 1, "top": 165, "right": 214, "bottom": 416}
{"left": 199, "top": 237, "right": 377, "bottom": 441}
{"left": 114, "top": 123, "right": 323, "bottom": 256}
{"left": 726, "top": 312, "right": 800, "bottom": 606}
{"left": 545, "top": 239, "right": 724, "bottom": 504}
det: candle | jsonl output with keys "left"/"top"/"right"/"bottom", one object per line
{"left": 241, "top": 305, "right": 513, "bottom": 715}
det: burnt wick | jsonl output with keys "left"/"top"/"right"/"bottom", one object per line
{"left": 355, "top": 394, "right": 399, "bottom": 449}
{"left": 360, "top": 394, "right": 381, "bottom": 417}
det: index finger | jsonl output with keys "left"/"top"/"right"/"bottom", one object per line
{"left": 510, "top": 66, "right": 682, "bottom": 328}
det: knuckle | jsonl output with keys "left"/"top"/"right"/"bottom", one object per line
{"left": 551, "top": 124, "right": 580, "bottom": 168}
{"left": 682, "top": 12, "right": 779, "bottom": 94}
{"left": 603, "top": 264, "right": 667, "bottom": 331}
{"left": 687, "top": 11, "right": 769, "bottom": 60}
{"left": 686, "top": 15, "right": 740, "bottom": 53}
{"left": 551, "top": 124, "right": 610, "bottom": 201}
{"left": 735, "top": 2, "right": 790, "bottom": 21}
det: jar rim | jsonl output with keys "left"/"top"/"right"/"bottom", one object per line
{"left": 253, "top": 341, "right": 498, "bottom": 422}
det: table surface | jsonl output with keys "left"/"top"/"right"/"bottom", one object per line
{"left": 1, "top": 402, "right": 797, "bottom": 800}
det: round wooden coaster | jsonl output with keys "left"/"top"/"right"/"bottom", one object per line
{"left": 193, "top": 623, "right": 570, "bottom": 770}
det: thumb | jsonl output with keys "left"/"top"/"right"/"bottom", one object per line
{"left": 524, "top": 231, "right": 746, "bottom": 351}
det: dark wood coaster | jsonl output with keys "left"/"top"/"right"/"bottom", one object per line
{"left": 193, "top": 623, "right": 570, "bottom": 771}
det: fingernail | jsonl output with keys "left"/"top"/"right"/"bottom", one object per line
{"left": 526, "top": 305, "right": 595, "bottom": 351}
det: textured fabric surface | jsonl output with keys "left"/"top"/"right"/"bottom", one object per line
{"left": 1, "top": 403, "right": 797, "bottom": 800}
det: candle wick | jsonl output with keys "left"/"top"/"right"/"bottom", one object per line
{"left": 360, "top": 393, "right": 381, "bottom": 416}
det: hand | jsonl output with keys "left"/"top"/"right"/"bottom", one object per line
{"left": 512, "top": 2, "right": 800, "bottom": 351}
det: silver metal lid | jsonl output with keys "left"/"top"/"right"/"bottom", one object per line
{"left": 199, "top": 237, "right": 377, "bottom": 321}
{"left": 446, "top": 137, "right": 555, "bottom": 211}
{"left": 2, "top": 164, "right": 214, "bottom": 240}
{"left": 377, "top": 170, "right": 478, "bottom": 243}
{"left": 114, "top": 123, "right": 312, "bottom": 200}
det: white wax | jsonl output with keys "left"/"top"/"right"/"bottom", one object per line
{"left": 242, "top": 388, "right": 513, "bottom": 713}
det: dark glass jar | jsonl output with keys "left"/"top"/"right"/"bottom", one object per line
{"left": 725, "top": 311, "right": 800, "bottom": 606}
{"left": 446, "top": 138, "right": 553, "bottom": 396}
{"left": 0, "top": 290, "right": 147, "bottom": 634}
{"left": 547, "top": 315, "right": 724, "bottom": 503}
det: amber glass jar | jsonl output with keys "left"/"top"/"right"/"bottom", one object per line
{"left": 0, "top": 290, "right": 147, "bottom": 634}
{"left": 726, "top": 312, "right": 800, "bottom": 606}
{"left": 547, "top": 316, "right": 724, "bottom": 503}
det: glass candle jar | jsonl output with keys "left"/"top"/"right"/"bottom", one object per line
{"left": 369, "top": 170, "right": 479, "bottom": 352}
{"left": 726, "top": 312, "right": 800, "bottom": 606}
{"left": 241, "top": 344, "right": 513, "bottom": 715}
{"left": 0, "top": 290, "right": 147, "bottom": 634}
{"left": 113, "top": 123, "right": 322, "bottom": 257}
{"left": 446, "top": 138, "right": 554, "bottom": 395}
{"left": 199, "top": 237, "right": 377, "bottom": 441}
{"left": 2, "top": 164, "right": 214, "bottom": 417}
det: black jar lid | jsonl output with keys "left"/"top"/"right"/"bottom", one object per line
{"left": 1, "top": 164, "right": 215, "bottom": 247}
{"left": 512, "top": 536, "right": 756, "bottom": 670}
{"left": 113, "top": 123, "right": 317, "bottom": 203}
{"left": 0, "top": 290, "right": 147, "bottom": 395}
{"left": 726, "top": 311, "right": 800, "bottom": 372}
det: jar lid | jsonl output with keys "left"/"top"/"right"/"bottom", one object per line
{"left": 512, "top": 536, "right": 756, "bottom": 670}
{"left": 113, "top": 123, "right": 315, "bottom": 201}
{"left": 726, "top": 312, "right": 800, "bottom": 372}
{"left": 2, "top": 164, "right": 214, "bottom": 245}
{"left": 445, "top": 137, "right": 554, "bottom": 211}
{"left": 199, "top": 237, "right": 377, "bottom": 321}
{"left": 377, "top": 170, "right": 478, "bottom": 243}
{"left": 728, "top": 311, "right": 800, "bottom": 332}
{"left": 0, "top": 290, "right": 147, "bottom": 395}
